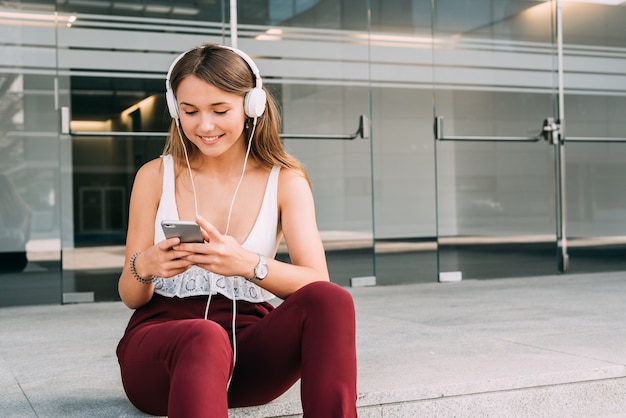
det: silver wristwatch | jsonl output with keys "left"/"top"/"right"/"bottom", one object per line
{"left": 249, "top": 254, "right": 268, "bottom": 284}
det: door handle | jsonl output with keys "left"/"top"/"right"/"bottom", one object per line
{"left": 564, "top": 136, "right": 626, "bottom": 143}
{"left": 280, "top": 115, "right": 369, "bottom": 140}
{"left": 534, "top": 119, "right": 626, "bottom": 144}
{"left": 434, "top": 116, "right": 550, "bottom": 143}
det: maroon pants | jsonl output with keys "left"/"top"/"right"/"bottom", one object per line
{"left": 116, "top": 281, "right": 357, "bottom": 417}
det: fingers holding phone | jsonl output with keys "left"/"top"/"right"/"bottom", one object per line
{"left": 161, "top": 220, "right": 204, "bottom": 243}
{"left": 134, "top": 237, "right": 194, "bottom": 279}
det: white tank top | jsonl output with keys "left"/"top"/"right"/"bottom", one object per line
{"left": 151, "top": 155, "right": 278, "bottom": 302}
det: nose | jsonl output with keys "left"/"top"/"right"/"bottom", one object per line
{"left": 199, "top": 112, "right": 216, "bottom": 131}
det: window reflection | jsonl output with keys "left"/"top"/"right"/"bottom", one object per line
{"left": 56, "top": 0, "right": 223, "bottom": 21}
{"left": 0, "top": 174, "right": 32, "bottom": 273}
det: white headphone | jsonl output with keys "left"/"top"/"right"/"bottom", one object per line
{"left": 165, "top": 45, "right": 267, "bottom": 120}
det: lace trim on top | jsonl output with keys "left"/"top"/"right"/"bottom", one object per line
{"left": 153, "top": 266, "right": 275, "bottom": 302}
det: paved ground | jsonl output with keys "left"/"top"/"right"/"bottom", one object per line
{"left": 1, "top": 271, "right": 626, "bottom": 417}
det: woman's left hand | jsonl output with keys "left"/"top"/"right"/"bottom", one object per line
{"left": 173, "top": 215, "right": 255, "bottom": 278}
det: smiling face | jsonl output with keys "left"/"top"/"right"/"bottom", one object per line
{"left": 176, "top": 74, "right": 247, "bottom": 160}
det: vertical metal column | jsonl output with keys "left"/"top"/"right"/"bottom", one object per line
{"left": 555, "top": 0, "right": 569, "bottom": 272}
{"left": 230, "top": 0, "right": 238, "bottom": 48}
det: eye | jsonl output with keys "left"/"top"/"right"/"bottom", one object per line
{"left": 184, "top": 110, "right": 197, "bottom": 115}
{"left": 214, "top": 110, "right": 228, "bottom": 115}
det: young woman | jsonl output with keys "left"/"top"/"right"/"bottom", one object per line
{"left": 116, "top": 43, "right": 357, "bottom": 417}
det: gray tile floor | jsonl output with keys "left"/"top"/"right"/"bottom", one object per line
{"left": 2, "top": 271, "right": 626, "bottom": 417}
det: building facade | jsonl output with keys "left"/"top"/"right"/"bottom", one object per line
{"left": 1, "top": 0, "right": 625, "bottom": 306}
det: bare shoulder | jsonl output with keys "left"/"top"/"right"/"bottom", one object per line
{"left": 277, "top": 166, "right": 310, "bottom": 191}
{"left": 277, "top": 167, "right": 313, "bottom": 212}
{"left": 135, "top": 158, "right": 163, "bottom": 180}
{"left": 131, "top": 158, "right": 164, "bottom": 199}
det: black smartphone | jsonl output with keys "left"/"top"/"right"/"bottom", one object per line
{"left": 161, "top": 220, "right": 204, "bottom": 243}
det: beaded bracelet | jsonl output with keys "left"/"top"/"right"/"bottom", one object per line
{"left": 130, "top": 252, "right": 155, "bottom": 285}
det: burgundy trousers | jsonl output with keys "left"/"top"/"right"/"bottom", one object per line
{"left": 116, "top": 281, "right": 357, "bottom": 417}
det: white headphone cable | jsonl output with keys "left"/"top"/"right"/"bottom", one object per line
{"left": 175, "top": 116, "right": 257, "bottom": 392}
{"left": 225, "top": 117, "right": 257, "bottom": 235}
{"left": 224, "top": 118, "right": 256, "bottom": 389}
{"left": 174, "top": 117, "right": 256, "bottom": 229}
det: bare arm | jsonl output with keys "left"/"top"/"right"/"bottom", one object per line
{"left": 266, "top": 168, "right": 329, "bottom": 297}
{"left": 118, "top": 159, "right": 196, "bottom": 309}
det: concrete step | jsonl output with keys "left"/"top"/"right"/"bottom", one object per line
{"left": 230, "top": 376, "right": 626, "bottom": 417}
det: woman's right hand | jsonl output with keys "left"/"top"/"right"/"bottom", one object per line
{"left": 137, "top": 237, "right": 197, "bottom": 279}
{"left": 120, "top": 237, "right": 198, "bottom": 309}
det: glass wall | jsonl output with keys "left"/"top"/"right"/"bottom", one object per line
{"left": 11, "top": 0, "right": 375, "bottom": 305}
{"left": 0, "top": 3, "right": 63, "bottom": 305}
{"left": 2, "top": 0, "right": 626, "bottom": 306}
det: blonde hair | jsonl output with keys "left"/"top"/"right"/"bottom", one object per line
{"left": 162, "top": 43, "right": 309, "bottom": 184}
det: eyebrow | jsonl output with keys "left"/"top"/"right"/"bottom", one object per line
{"left": 179, "top": 101, "right": 231, "bottom": 107}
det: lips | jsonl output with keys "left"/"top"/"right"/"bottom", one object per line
{"left": 198, "top": 134, "right": 223, "bottom": 145}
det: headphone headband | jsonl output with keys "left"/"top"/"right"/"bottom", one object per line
{"left": 220, "top": 45, "right": 263, "bottom": 90}
{"left": 165, "top": 44, "right": 267, "bottom": 120}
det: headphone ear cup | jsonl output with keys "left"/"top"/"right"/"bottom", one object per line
{"left": 166, "top": 87, "right": 179, "bottom": 119}
{"left": 244, "top": 87, "right": 267, "bottom": 119}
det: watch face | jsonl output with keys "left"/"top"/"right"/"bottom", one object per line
{"left": 255, "top": 263, "right": 268, "bottom": 279}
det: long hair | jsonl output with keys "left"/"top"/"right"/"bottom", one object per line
{"left": 162, "top": 43, "right": 309, "bottom": 184}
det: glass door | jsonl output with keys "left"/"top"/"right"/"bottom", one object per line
{"left": 368, "top": 1, "right": 440, "bottom": 285}
{"left": 433, "top": 0, "right": 562, "bottom": 280}
{"left": 243, "top": 0, "right": 375, "bottom": 288}
{"left": 559, "top": 1, "right": 626, "bottom": 273}
{"left": 57, "top": 3, "right": 230, "bottom": 302}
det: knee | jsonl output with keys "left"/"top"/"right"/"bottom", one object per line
{"left": 176, "top": 319, "right": 232, "bottom": 362}
{"left": 293, "top": 281, "right": 355, "bottom": 317}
